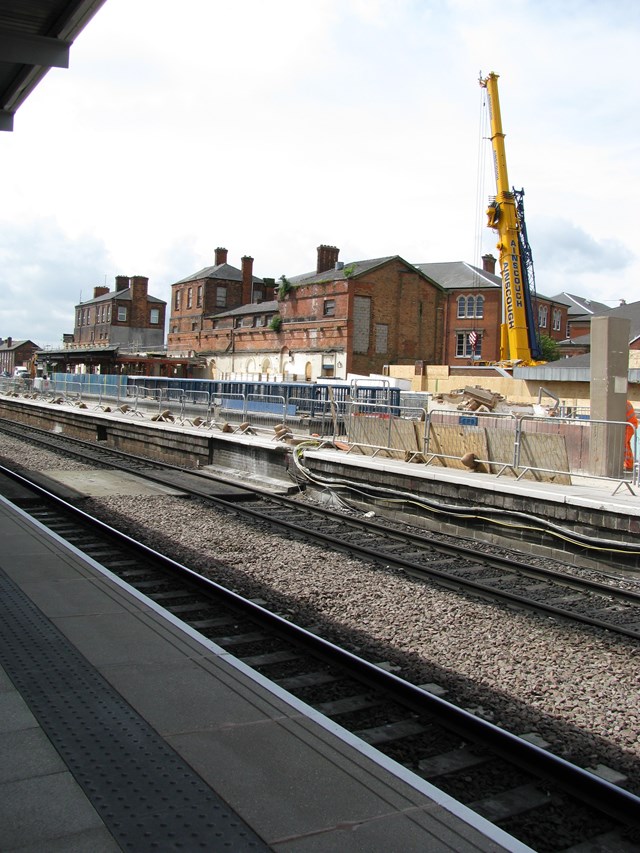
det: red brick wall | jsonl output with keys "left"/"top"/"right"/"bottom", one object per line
{"left": 445, "top": 289, "right": 502, "bottom": 363}
{"left": 168, "top": 276, "right": 247, "bottom": 352}
{"left": 129, "top": 276, "right": 148, "bottom": 328}
{"left": 280, "top": 260, "right": 444, "bottom": 375}
{"left": 444, "top": 289, "right": 569, "bottom": 363}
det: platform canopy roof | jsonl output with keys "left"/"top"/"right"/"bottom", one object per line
{"left": 0, "top": 0, "right": 106, "bottom": 132}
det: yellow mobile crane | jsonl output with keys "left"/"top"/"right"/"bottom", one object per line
{"left": 480, "top": 72, "right": 542, "bottom": 364}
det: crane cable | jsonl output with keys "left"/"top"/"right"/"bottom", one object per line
{"left": 473, "top": 79, "right": 489, "bottom": 277}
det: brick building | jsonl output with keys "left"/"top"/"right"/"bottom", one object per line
{"left": 0, "top": 337, "right": 39, "bottom": 375}
{"left": 167, "top": 248, "right": 272, "bottom": 357}
{"left": 281, "top": 247, "right": 445, "bottom": 380}
{"left": 417, "top": 255, "right": 569, "bottom": 363}
{"left": 73, "top": 276, "right": 166, "bottom": 349}
{"left": 165, "top": 245, "right": 573, "bottom": 380}
{"left": 176, "top": 245, "right": 446, "bottom": 381}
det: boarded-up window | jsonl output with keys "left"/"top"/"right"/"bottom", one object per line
{"left": 375, "top": 324, "right": 388, "bottom": 354}
{"left": 353, "top": 296, "right": 371, "bottom": 353}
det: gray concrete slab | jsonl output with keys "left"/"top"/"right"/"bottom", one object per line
{"left": 41, "top": 468, "right": 185, "bottom": 497}
{"left": 0, "top": 727, "right": 68, "bottom": 784}
{"left": 0, "top": 773, "right": 116, "bottom": 850}
{"left": 0, "top": 496, "right": 527, "bottom": 853}
{"left": 0, "top": 689, "right": 39, "bottom": 733}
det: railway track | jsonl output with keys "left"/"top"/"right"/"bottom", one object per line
{"left": 2, "top": 417, "right": 640, "bottom": 642}
{"left": 2, "top": 463, "right": 640, "bottom": 852}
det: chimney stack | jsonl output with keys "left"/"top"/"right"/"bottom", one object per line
{"left": 115, "top": 275, "right": 129, "bottom": 292}
{"left": 130, "top": 276, "right": 149, "bottom": 328}
{"left": 482, "top": 253, "right": 497, "bottom": 275}
{"left": 241, "top": 256, "right": 254, "bottom": 304}
{"left": 7, "top": 337, "right": 12, "bottom": 348}
{"left": 215, "top": 247, "right": 228, "bottom": 266}
{"left": 317, "top": 245, "right": 340, "bottom": 274}
{"left": 93, "top": 286, "right": 109, "bottom": 298}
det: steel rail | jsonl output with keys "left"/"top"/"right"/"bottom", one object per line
{"left": 2, "top": 461, "right": 640, "bottom": 836}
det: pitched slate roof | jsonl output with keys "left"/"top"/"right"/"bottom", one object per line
{"left": 414, "top": 261, "right": 501, "bottom": 291}
{"left": 289, "top": 255, "right": 444, "bottom": 289}
{"left": 0, "top": 339, "right": 38, "bottom": 351}
{"left": 416, "top": 260, "right": 567, "bottom": 304}
{"left": 175, "top": 263, "right": 263, "bottom": 285}
{"left": 79, "top": 289, "right": 165, "bottom": 306}
{"left": 549, "top": 292, "right": 611, "bottom": 316}
{"left": 556, "top": 300, "right": 640, "bottom": 346}
{"left": 209, "top": 300, "right": 278, "bottom": 319}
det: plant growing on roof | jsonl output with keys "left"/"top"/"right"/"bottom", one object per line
{"left": 277, "top": 275, "right": 292, "bottom": 300}
{"left": 343, "top": 264, "right": 356, "bottom": 278}
{"left": 268, "top": 314, "right": 282, "bottom": 332}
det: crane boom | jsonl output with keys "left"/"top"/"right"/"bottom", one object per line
{"left": 480, "top": 72, "right": 541, "bottom": 363}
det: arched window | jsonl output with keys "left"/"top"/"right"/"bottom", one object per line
{"left": 538, "top": 305, "right": 548, "bottom": 328}
{"left": 458, "top": 294, "right": 484, "bottom": 318}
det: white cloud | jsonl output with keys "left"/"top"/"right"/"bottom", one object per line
{"left": 1, "top": 0, "right": 639, "bottom": 344}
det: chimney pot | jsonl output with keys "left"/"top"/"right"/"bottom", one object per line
{"left": 317, "top": 244, "right": 340, "bottom": 274}
{"left": 481, "top": 253, "right": 497, "bottom": 275}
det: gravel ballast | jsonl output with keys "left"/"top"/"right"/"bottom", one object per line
{"left": 2, "top": 434, "right": 639, "bottom": 789}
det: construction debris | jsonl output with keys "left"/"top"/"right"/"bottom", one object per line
{"left": 273, "top": 424, "right": 293, "bottom": 442}
{"left": 151, "top": 409, "right": 174, "bottom": 422}
{"left": 236, "top": 421, "right": 257, "bottom": 435}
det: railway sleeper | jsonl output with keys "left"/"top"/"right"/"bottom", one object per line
{"left": 419, "top": 746, "right": 490, "bottom": 778}
{"left": 276, "top": 671, "right": 339, "bottom": 691}
{"left": 562, "top": 830, "right": 640, "bottom": 852}
{"left": 313, "top": 693, "right": 384, "bottom": 716}
{"left": 353, "top": 719, "right": 427, "bottom": 745}
{"left": 470, "top": 782, "right": 551, "bottom": 821}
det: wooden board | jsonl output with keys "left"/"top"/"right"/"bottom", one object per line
{"left": 348, "top": 415, "right": 419, "bottom": 455}
{"left": 425, "top": 424, "right": 489, "bottom": 470}
{"left": 348, "top": 415, "right": 572, "bottom": 483}
{"left": 517, "top": 432, "right": 571, "bottom": 484}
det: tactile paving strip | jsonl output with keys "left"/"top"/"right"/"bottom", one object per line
{"left": 0, "top": 567, "right": 270, "bottom": 851}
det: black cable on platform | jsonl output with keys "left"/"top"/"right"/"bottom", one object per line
{"left": 292, "top": 443, "right": 640, "bottom": 557}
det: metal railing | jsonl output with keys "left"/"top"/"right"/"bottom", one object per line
{"left": 425, "top": 409, "right": 518, "bottom": 473}
{"left": 343, "top": 403, "right": 638, "bottom": 485}
{"left": 517, "top": 415, "right": 632, "bottom": 483}
{"left": 1, "top": 377, "right": 637, "bottom": 484}
{"left": 346, "top": 403, "right": 427, "bottom": 460}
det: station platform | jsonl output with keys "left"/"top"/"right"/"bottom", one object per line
{"left": 302, "top": 443, "right": 640, "bottom": 519}
{"left": 0, "top": 495, "right": 528, "bottom": 852}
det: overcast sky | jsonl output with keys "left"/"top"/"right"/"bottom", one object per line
{"left": 2, "top": 0, "right": 639, "bottom": 348}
